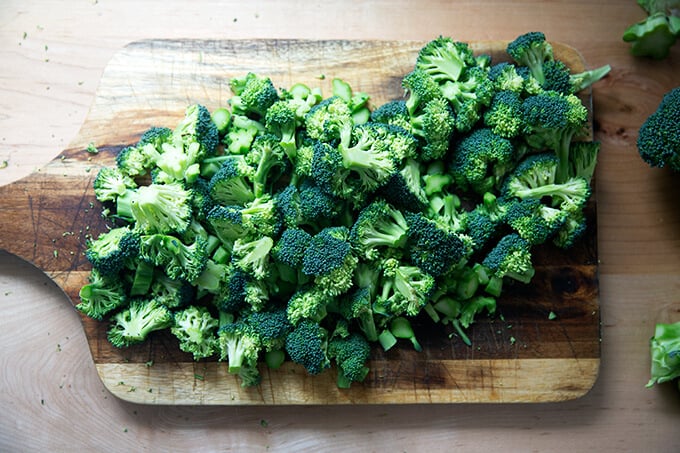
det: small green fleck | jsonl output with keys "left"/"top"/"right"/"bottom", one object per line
{"left": 128, "top": 386, "right": 136, "bottom": 392}
{"left": 0, "top": 160, "right": 8, "bottom": 169}
{"left": 233, "top": 17, "right": 238, "bottom": 22}
{"left": 123, "top": 428, "right": 128, "bottom": 433}
{"left": 86, "top": 142, "right": 99, "bottom": 154}
{"left": 148, "top": 388, "right": 153, "bottom": 393}
{"left": 56, "top": 343, "right": 61, "bottom": 352}
{"left": 53, "top": 250, "right": 58, "bottom": 258}
{"left": 22, "top": 32, "right": 27, "bottom": 39}
{"left": 78, "top": 81, "right": 84, "bottom": 86}
{"left": 260, "top": 419, "right": 269, "bottom": 428}
{"left": 509, "top": 336, "right": 516, "bottom": 345}
{"left": 145, "top": 360, "right": 154, "bottom": 367}
{"left": 194, "top": 373, "right": 204, "bottom": 381}
{"left": 318, "top": 74, "right": 326, "bottom": 80}
{"left": 41, "top": 399, "right": 45, "bottom": 405}
{"left": 44, "top": 44, "right": 48, "bottom": 51}
{"left": 548, "top": 311, "right": 557, "bottom": 320}
{"left": 118, "top": 381, "right": 125, "bottom": 386}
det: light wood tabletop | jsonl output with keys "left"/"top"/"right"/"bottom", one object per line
{"left": 1, "top": 1, "right": 679, "bottom": 451}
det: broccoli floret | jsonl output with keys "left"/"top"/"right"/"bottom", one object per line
{"left": 171, "top": 305, "right": 219, "bottom": 360}
{"left": 569, "top": 141, "right": 600, "bottom": 182}
{"left": 483, "top": 90, "right": 525, "bottom": 139}
{"left": 93, "top": 167, "right": 137, "bottom": 203}
{"left": 206, "top": 204, "right": 248, "bottom": 245}
{"left": 370, "top": 100, "right": 413, "bottom": 132}
{"left": 506, "top": 31, "right": 554, "bottom": 85}
{"left": 464, "top": 192, "right": 508, "bottom": 251}
{"left": 265, "top": 99, "right": 299, "bottom": 160}
{"left": 284, "top": 319, "right": 330, "bottom": 375}
{"left": 229, "top": 72, "right": 279, "bottom": 119}
{"left": 415, "top": 36, "right": 476, "bottom": 85}
{"left": 439, "top": 66, "right": 495, "bottom": 132}
{"left": 542, "top": 60, "right": 612, "bottom": 95}
{"left": 623, "top": 1, "right": 680, "bottom": 60}
{"left": 127, "top": 182, "right": 193, "bottom": 235}
{"left": 116, "top": 143, "right": 159, "bottom": 178}
{"left": 637, "top": 87, "right": 680, "bottom": 171}
{"left": 342, "top": 286, "right": 380, "bottom": 342}
{"left": 107, "top": 298, "right": 173, "bottom": 348}
{"left": 302, "top": 226, "right": 358, "bottom": 297}
{"left": 488, "top": 62, "right": 526, "bottom": 93}
{"left": 139, "top": 234, "right": 208, "bottom": 283}
{"left": 552, "top": 208, "right": 588, "bottom": 249}
{"left": 152, "top": 141, "right": 202, "bottom": 185}
{"left": 236, "top": 195, "right": 281, "bottom": 237}
{"left": 246, "top": 308, "right": 292, "bottom": 352}
{"left": 272, "top": 227, "right": 313, "bottom": 269}
{"left": 304, "top": 96, "right": 353, "bottom": 143}
{"left": 246, "top": 134, "right": 288, "bottom": 198}
{"left": 521, "top": 90, "right": 589, "bottom": 183}
{"left": 402, "top": 69, "right": 442, "bottom": 116}
{"left": 349, "top": 199, "right": 409, "bottom": 260}
{"left": 222, "top": 114, "right": 265, "bottom": 155}
{"left": 482, "top": 233, "right": 535, "bottom": 284}
{"left": 139, "top": 126, "right": 173, "bottom": 149}
{"left": 503, "top": 153, "right": 592, "bottom": 212}
{"left": 231, "top": 235, "right": 274, "bottom": 280}
{"left": 405, "top": 211, "right": 469, "bottom": 277}
{"left": 451, "top": 128, "right": 516, "bottom": 194}
{"left": 150, "top": 271, "right": 194, "bottom": 309}
{"left": 172, "top": 104, "right": 220, "bottom": 159}
{"left": 409, "top": 97, "right": 456, "bottom": 161}
{"left": 646, "top": 321, "right": 680, "bottom": 387}
{"left": 377, "top": 158, "right": 428, "bottom": 212}
{"left": 504, "top": 198, "right": 568, "bottom": 245}
{"left": 76, "top": 269, "right": 128, "bottom": 321}
{"left": 85, "top": 226, "right": 141, "bottom": 277}
{"left": 217, "top": 319, "right": 261, "bottom": 374}
{"left": 208, "top": 157, "right": 256, "bottom": 206}
{"left": 286, "top": 285, "right": 330, "bottom": 325}
{"left": 373, "top": 257, "right": 436, "bottom": 317}
{"left": 328, "top": 331, "right": 371, "bottom": 388}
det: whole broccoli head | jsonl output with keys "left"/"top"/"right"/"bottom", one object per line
{"left": 637, "top": 87, "right": 680, "bottom": 171}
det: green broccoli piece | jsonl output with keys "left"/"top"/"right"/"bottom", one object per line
{"left": 328, "top": 331, "right": 371, "bottom": 388}
{"left": 286, "top": 285, "right": 330, "bottom": 326}
{"left": 304, "top": 96, "right": 353, "bottom": 143}
{"left": 272, "top": 227, "right": 313, "bottom": 270}
{"left": 409, "top": 97, "right": 456, "bottom": 161}
{"left": 211, "top": 107, "right": 231, "bottom": 135}
{"left": 265, "top": 99, "right": 299, "bottom": 160}
{"left": 373, "top": 257, "right": 436, "bottom": 318}
{"left": 483, "top": 90, "right": 525, "bottom": 139}
{"left": 552, "top": 208, "right": 588, "bottom": 249}
{"left": 646, "top": 321, "right": 680, "bottom": 387}
{"left": 245, "top": 134, "right": 288, "bottom": 198}
{"left": 85, "top": 226, "right": 140, "bottom": 277}
{"left": 439, "top": 66, "right": 495, "bottom": 132}
{"left": 370, "top": 100, "right": 413, "bottom": 132}
{"left": 464, "top": 192, "right": 508, "bottom": 252}
{"left": 623, "top": 1, "right": 680, "bottom": 59}
{"left": 150, "top": 271, "right": 195, "bottom": 309}
{"left": 402, "top": 69, "right": 442, "bottom": 116}
{"left": 284, "top": 319, "right": 331, "bottom": 375}
{"left": 172, "top": 104, "right": 220, "bottom": 159}
{"left": 349, "top": 199, "right": 409, "bottom": 260}
{"left": 569, "top": 140, "right": 600, "bottom": 182}
{"left": 274, "top": 180, "right": 342, "bottom": 230}
{"left": 217, "top": 319, "right": 262, "bottom": 375}
{"left": 342, "top": 286, "right": 380, "bottom": 343}
{"left": 116, "top": 143, "right": 159, "bottom": 178}
{"left": 379, "top": 316, "right": 422, "bottom": 352}
{"left": 521, "top": 90, "right": 589, "bottom": 183}
{"left": 488, "top": 62, "right": 526, "bottom": 93}
{"left": 76, "top": 269, "right": 128, "bottom": 321}
{"left": 451, "top": 127, "right": 516, "bottom": 194}
{"left": 302, "top": 226, "right": 358, "bottom": 297}
{"left": 126, "top": 182, "right": 193, "bottom": 235}
{"left": 504, "top": 198, "right": 569, "bottom": 245}
{"left": 171, "top": 305, "right": 219, "bottom": 360}
{"left": 139, "top": 234, "right": 208, "bottom": 283}
{"left": 93, "top": 167, "right": 137, "bottom": 203}
{"left": 152, "top": 141, "right": 202, "bottom": 185}
{"left": 405, "top": 211, "right": 469, "bottom": 277}
{"left": 246, "top": 308, "right": 292, "bottom": 353}
{"left": 506, "top": 31, "right": 554, "bottom": 85}
{"left": 637, "top": 87, "right": 680, "bottom": 171}
{"left": 107, "top": 298, "right": 173, "bottom": 348}
{"left": 415, "top": 36, "right": 476, "bottom": 85}
{"left": 377, "top": 158, "right": 428, "bottom": 213}
{"left": 231, "top": 235, "right": 274, "bottom": 280}
{"left": 482, "top": 233, "right": 535, "bottom": 284}
{"left": 208, "top": 156, "right": 256, "bottom": 206}
{"left": 222, "top": 114, "right": 265, "bottom": 155}
{"left": 229, "top": 72, "right": 279, "bottom": 119}
{"left": 138, "top": 126, "right": 173, "bottom": 149}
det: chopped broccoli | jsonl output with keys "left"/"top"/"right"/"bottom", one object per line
{"left": 415, "top": 36, "right": 476, "bottom": 85}
{"left": 171, "top": 305, "right": 219, "bottom": 360}
{"left": 85, "top": 226, "right": 140, "bottom": 277}
{"left": 373, "top": 257, "right": 436, "bottom": 318}
{"left": 264, "top": 99, "right": 299, "bottom": 159}
{"left": 272, "top": 227, "right": 313, "bottom": 269}
{"left": 286, "top": 285, "right": 330, "bottom": 325}
{"left": 229, "top": 72, "right": 279, "bottom": 119}
{"left": 172, "top": 104, "right": 220, "bottom": 159}
{"left": 139, "top": 234, "right": 208, "bottom": 283}
{"left": 623, "top": 1, "right": 680, "bottom": 59}
{"left": 405, "top": 211, "right": 469, "bottom": 277}
{"left": 231, "top": 235, "right": 274, "bottom": 279}
{"left": 402, "top": 69, "right": 442, "bottom": 116}
{"left": 246, "top": 133, "right": 288, "bottom": 198}
{"left": 208, "top": 157, "right": 256, "bottom": 206}
{"left": 285, "top": 319, "right": 330, "bottom": 375}
{"left": 370, "top": 99, "right": 413, "bottom": 132}
{"left": 246, "top": 308, "right": 292, "bottom": 352}
{"left": 506, "top": 31, "right": 554, "bottom": 85}
{"left": 637, "top": 87, "right": 680, "bottom": 171}
{"left": 217, "top": 319, "right": 261, "bottom": 374}
{"left": 409, "top": 97, "right": 456, "bottom": 161}
{"left": 482, "top": 233, "right": 535, "bottom": 284}
{"left": 451, "top": 127, "right": 516, "bottom": 194}
{"left": 483, "top": 90, "right": 525, "bottom": 139}
{"left": 349, "top": 199, "right": 409, "bottom": 260}
{"left": 488, "top": 62, "right": 526, "bottom": 93}
{"left": 569, "top": 141, "right": 600, "bottom": 182}
{"left": 76, "top": 269, "right": 128, "bottom": 321}
{"left": 646, "top": 321, "right": 680, "bottom": 387}
{"left": 127, "top": 182, "right": 193, "bottom": 235}
{"left": 328, "top": 331, "right": 371, "bottom": 388}
{"left": 93, "top": 167, "right": 137, "bottom": 203}
{"left": 304, "top": 96, "right": 353, "bottom": 143}
{"left": 504, "top": 197, "right": 568, "bottom": 245}
{"left": 302, "top": 226, "right": 358, "bottom": 297}
{"left": 222, "top": 114, "right": 265, "bottom": 155}
{"left": 377, "top": 158, "right": 428, "bottom": 212}
{"left": 107, "top": 298, "right": 173, "bottom": 348}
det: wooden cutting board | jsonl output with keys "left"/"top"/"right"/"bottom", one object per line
{"left": 0, "top": 39, "right": 599, "bottom": 405}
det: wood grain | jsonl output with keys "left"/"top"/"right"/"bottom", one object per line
{"left": 0, "top": 39, "right": 599, "bottom": 404}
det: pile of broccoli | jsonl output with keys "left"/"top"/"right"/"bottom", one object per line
{"left": 79, "top": 32, "right": 606, "bottom": 388}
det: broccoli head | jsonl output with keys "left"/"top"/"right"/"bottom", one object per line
{"left": 171, "top": 305, "right": 219, "bottom": 360}
{"left": 637, "top": 87, "right": 680, "bottom": 171}
{"left": 284, "top": 319, "right": 330, "bottom": 375}
{"left": 107, "top": 298, "right": 173, "bottom": 348}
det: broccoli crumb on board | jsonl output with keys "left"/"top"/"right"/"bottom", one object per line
{"left": 76, "top": 33, "right": 605, "bottom": 389}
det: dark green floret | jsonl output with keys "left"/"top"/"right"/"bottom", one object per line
{"left": 107, "top": 298, "right": 173, "bottom": 348}
{"left": 285, "top": 319, "right": 330, "bottom": 375}
{"left": 637, "top": 87, "right": 680, "bottom": 171}
{"left": 482, "top": 233, "right": 535, "bottom": 284}
{"left": 229, "top": 72, "right": 280, "bottom": 120}
{"left": 506, "top": 31, "right": 554, "bottom": 85}
{"left": 85, "top": 226, "right": 140, "bottom": 277}
{"left": 171, "top": 305, "right": 219, "bottom": 360}
{"left": 328, "top": 331, "right": 371, "bottom": 388}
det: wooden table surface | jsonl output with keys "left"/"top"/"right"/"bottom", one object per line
{"left": 1, "top": 1, "right": 679, "bottom": 451}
